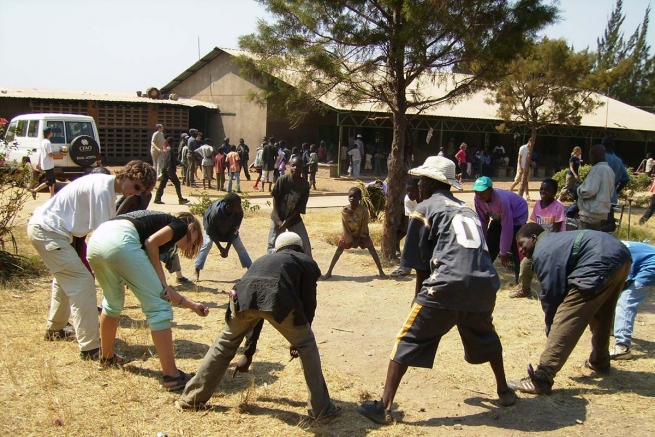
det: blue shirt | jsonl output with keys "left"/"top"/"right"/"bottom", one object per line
{"left": 605, "top": 152, "right": 630, "bottom": 203}
{"left": 623, "top": 241, "right": 655, "bottom": 287}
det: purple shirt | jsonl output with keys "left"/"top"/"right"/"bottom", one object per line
{"left": 474, "top": 188, "right": 528, "bottom": 256}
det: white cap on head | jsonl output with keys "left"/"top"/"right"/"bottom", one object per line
{"left": 408, "top": 156, "right": 462, "bottom": 190}
{"left": 356, "top": 134, "right": 362, "bottom": 138}
{"left": 274, "top": 231, "right": 303, "bottom": 252}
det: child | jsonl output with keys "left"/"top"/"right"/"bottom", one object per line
{"left": 510, "top": 178, "right": 565, "bottom": 298}
{"left": 214, "top": 150, "right": 226, "bottom": 191}
{"left": 309, "top": 144, "right": 319, "bottom": 190}
{"left": 226, "top": 144, "right": 241, "bottom": 193}
{"left": 22, "top": 156, "right": 41, "bottom": 191}
{"left": 323, "top": 187, "right": 386, "bottom": 279}
{"left": 196, "top": 140, "right": 214, "bottom": 190}
{"left": 390, "top": 178, "right": 420, "bottom": 277}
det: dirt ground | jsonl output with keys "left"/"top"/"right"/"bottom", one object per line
{"left": 2, "top": 187, "right": 655, "bottom": 436}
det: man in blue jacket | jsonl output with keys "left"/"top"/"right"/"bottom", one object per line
{"left": 510, "top": 223, "right": 631, "bottom": 395}
{"left": 611, "top": 241, "right": 655, "bottom": 360}
{"left": 194, "top": 193, "right": 252, "bottom": 281}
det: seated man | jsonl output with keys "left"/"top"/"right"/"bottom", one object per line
{"left": 511, "top": 224, "right": 632, "bottom": 394}
{"left": 177, "top": 232, "right": 341, "bottom": 424}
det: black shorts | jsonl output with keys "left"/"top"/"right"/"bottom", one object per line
{"left": 44, "top": 168, "right": 55, "bottom": 186}
{"left": 390, "top": 303, "right": 501, "bottom": 367}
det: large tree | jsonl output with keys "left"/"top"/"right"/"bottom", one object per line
{"left": 489, "top": 38, "right": 603, "bottom": 196}
{"left": 239, "top": 0, "right": 558, "bottom": 259}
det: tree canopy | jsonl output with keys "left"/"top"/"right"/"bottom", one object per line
{"left": 239, "top": 0, "right": 558, "bottom": 259}
{"left": 489, "top": 38, "right": 602, "bottom": 195}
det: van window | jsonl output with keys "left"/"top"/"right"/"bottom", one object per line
{"left": 65, "top": 121, "right": 95, "bottom": 141}
{"left": 4, "top": 122, "right": 17, "bottom": 141}
{"left": 46, "top": 121, "right": 65, "bottom": 144}
{"left": 27, "top": 120, "right": 40, "bottom": 138}
{"left": 15, "top": 120, "right": 27, "bottom": 137}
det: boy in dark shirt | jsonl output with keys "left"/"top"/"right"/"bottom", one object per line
{"left": 323, "top": 187, "right": 385, "bottom": 279}
{"left": 193, "top": 193, "right": 252, "bottom": 281}
{"left": 268, "top": 156, "right": 312, "bottom": 256}
{"left": 260, "top": 138, "right": 278, "bottom": 192}
{"left": 357, "top": 156, "right": 515, "bottom": 425}
{"left": 510, "top": 224, "right": 632, "bottom": 394}
{"left": 177, "top": 232, "right": 342, "bottom": 424}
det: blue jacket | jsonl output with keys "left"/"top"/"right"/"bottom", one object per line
{"left": 204, "top": 199, "right": 243, "bottom": 244}
{"left": 532, "top": 230, "right": 631, "bottom": 329}
{"left": 622, "top": 241, "right": 655, "bottom": 287}
{"left": 605, "top": 152, "right": 631, "bottom": 203}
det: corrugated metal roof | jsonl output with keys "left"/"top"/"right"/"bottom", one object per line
{"left": 0, "top": 87, "right": 218, "bottom": 109}
{"left": 162, "top": 47, "right": 655, "bottom": 132}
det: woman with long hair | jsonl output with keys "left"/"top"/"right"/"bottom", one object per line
{"left": 87, "top": 211, "right": 208, "bottom": 391}
{"left": 559, "top": 146, "right": 583, "bottom": 199}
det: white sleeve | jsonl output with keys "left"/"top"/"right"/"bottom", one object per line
{"left": 88, "top": 185, "right": 116, "bottom": 231}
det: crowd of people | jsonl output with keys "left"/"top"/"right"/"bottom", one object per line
{"left": 27, "top": 123, "right": 654, "bottom": 427}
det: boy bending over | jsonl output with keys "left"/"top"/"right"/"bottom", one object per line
{"left": 323, "top": 187, "right": 385, "bottom": 279}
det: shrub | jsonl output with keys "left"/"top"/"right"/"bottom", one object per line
{"left": 359, "top": 180, "right": 385, "bottom": 221}
{"left": 553, "top": 164, "right": 652, "bottom": 202}
{"left": 189, "top": 190, "right": 260, "bottom": 216}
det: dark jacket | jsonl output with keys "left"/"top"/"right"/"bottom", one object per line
{"left": 204, "top": 199, "right": 243, "bottom": 244}
{"left": 532, "top": 230, "right": 632, "bottom": 328}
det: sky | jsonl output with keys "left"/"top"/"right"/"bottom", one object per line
{"left": 0, "top": 0, "right": 654, "bottom": 93}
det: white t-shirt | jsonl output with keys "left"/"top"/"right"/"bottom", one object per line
{"left": 518, "top": 144, "right": 530, "bottom": 170}
{"left": 348, "top": 148, "right": 362, "bottom": 162}
{"left": 152, "top": 131, "right": 165, "bottom": 150}
{"left": 29, "top": 174, "right": 117, "bottom": 240}
{"left": 493, "top": 145, "right": 505, "bottom": 154}
{"left": 196, "top": 144, "right": 214, "bottom": 166}
{"left": 40, "top": 138, "right": 54, "bottom": 171}
{"left": 404, "top": 194, "right": 418, "bottom": 216}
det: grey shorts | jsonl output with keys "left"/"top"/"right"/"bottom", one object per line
{"left": 390, "top": 303, "right": 502, "bottom": 367}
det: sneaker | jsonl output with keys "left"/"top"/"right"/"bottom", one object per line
{"left": 582, "top": 359, "right": 610, "bottom": 374}
{"left": 508, "top": 364, "right": 552, "bottom": 395}
{"left": 508, "top": 285, "right": 530, "bottom": 298}
{"left": 80, "top": 347, "right": 100, "bottom": 361}
{"left": 154, "top": 199, "right": 165, "bottom": 204}
{"left": 179, "top": 198, "right": 190, "bottom": 205}
{"left": 44, "top": 323, "right": 75, "bottom": 341}
{"left": 357, "top": 400, "right": 393, "bottom": 425}
{"left": 610, "top": 344, "right": 633, "bottom": 360}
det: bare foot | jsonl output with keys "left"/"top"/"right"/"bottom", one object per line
{"left": 379, "top": 272, "right": 387, "bottom": 279}
{"left": 498, "top": 388, "right": 517, "bottom": 406}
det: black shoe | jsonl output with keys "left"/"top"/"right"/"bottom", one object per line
{"left": 179, "top": 198, "right": 190, "bottom": 205}
{"left": 154, "top": 199, "right": 164, "bottom": 204}
{"left": 357, "top": 400, "right": 392, "bottom": 425}
{"left": 176, "top": 277, "right": 192, "bottom": 284}
{"left": 80, "top": 347, "right": 100, "bottom": 361}
{"left": 44, "top": 323, "right": 75, "bottom": 341}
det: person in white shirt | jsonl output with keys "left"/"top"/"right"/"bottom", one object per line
{"left": 348, "top": 146, "right": 362, "bottom": 178}
{"left": 493, "top": 145, "right": 506, "bottom": 156}
{"left": 27, "top": 160, "right": 157, "bottom": 360}
{"left": 151, "top": 124, "right": 166, "bottom": 179}
{"left": 509, "top": 139, "right": 531, "bottom": 195}
{"left": 30, "top": 127, "right": 59, "bottom": 198}
{"left": 390, "top": 178, "right": 420, "bottom": 277}
{"left": 437, "top": 147, "right": 445, "bottom": 157}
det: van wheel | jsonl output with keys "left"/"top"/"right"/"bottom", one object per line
{"left": 69, "top": 135, "right": 100, "bottom": 167}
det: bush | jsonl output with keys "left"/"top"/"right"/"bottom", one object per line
{"left": 359, "top": 180, "right": 385, "bottom": 221}
{"left": 189, "top": 190, "right": 260, "bottom": 216}
{"left": 553, "top": 164, "right": 652, "bottom": 201}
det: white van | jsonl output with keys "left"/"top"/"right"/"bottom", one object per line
{"left": 2, "top": 113, "right": 102, "bottom": 180}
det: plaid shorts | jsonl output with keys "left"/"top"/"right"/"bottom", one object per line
{"left": 338, "top": 236, "right": 373, "bottom": 249}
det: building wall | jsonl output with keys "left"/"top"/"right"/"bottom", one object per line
{"left": 169, "top": 53, "right": 267, "bottom": 149}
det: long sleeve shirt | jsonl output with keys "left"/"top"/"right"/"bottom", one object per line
{"left": 474, "top": 188, "right": 528, "bottom": 256}
{"left": 605, "top": 152, "right": 631, "bottom": 204}
{"left": 204, "top": 199, "right": 243, "bottom": 244}
{"left": 532, "top": 230, "right": 631, "bottom": 330}
{"left": 577, "top": 162, "right": 614, "bottom": 223}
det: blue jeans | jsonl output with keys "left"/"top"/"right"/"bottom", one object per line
{"left": 194, "top": 226, "right": 252, "bottom": 271}
{"left": 613, "top": 281, "right": 652, "bottom": 348}
{"left": 352, "top": 160, "right": 361, "bottom": 178}
{"left": 227, "top": 171, "right": 241, "bottom": 192}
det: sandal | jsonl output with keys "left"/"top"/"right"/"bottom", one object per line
{"left": 390, "top": 268, "right": 411, "bottom": 277}
{"left": 99, "top": 354, "right": 130, "bottom": 368}
{"left": 310, "top": 404, "right": 343, "bottom": 425}
{"left": 30, "top": 189, "right": 37, "bottom": 200}
{"left": 163, "top": 370, "right": 194, "bottom": 392}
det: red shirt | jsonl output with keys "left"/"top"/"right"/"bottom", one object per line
{"left": 456, "top": 149, "right": 467, "bottom": 164}
{"left": 214, "top": 154, "right": 226, "bottom": 173}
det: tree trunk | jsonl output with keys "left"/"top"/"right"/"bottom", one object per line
{"left": 518, "top": 129, "right": 537, "bottom": 198}
{"left": 381, "top": 112, "right": 408, "bottom": 260}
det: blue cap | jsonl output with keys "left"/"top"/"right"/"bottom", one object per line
{"left": 472, "top": 176, "right": 493, "bottom": 192}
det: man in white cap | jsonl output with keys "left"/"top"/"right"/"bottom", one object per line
{"left": 357, "top": 156, "right": 515, "bottom": 425}
{"left": 177, "top": 232, "right": 341, "bottom": 424}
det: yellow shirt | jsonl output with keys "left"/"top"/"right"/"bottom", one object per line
{"left": 341, "top": 204, "right": 370, "bottom": 244}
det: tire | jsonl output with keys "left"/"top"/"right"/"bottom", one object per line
{"left": 69, "top": 135, "right": 100, "bottom": 167}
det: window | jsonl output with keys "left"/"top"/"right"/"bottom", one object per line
{"left": 4, "top": 122, "right": 17, "bottom": 141}
{"left": 15, "top": 120, "right": 27, "bottom": 137}
{"left": 27, "top": 120, "right": 40, "bottom": 138}
{"left": 65, "top": 121, "right": 95, "bottom": 142}
{"left": 46, "top": 121, "right": 65, "bottom": 144}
